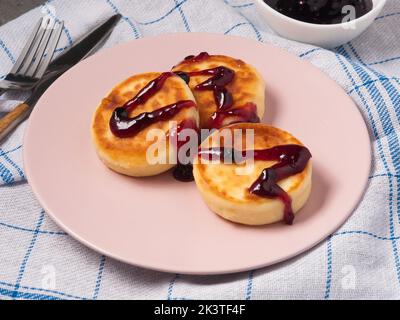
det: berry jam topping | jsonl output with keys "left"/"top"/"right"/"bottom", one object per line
{"left": 174, "top": 71, "right": 190, "bottom": 84}
{"left": 117, "top": 72, "right": 174, "bottom": 114}
{"left": 188, "top": 67, "right": 235, "bottom": 111}
{"left": 198, "top": 144, "right": 312, "bottom": 225}
{"left": 170, "top": 118, "right": 199, "bottom": 182}
{"left": 182, "top": 52, "right": 211, "bottom": 64}
{"left": 173, "top": 163, "right": 195, "bottom": 182}
{"left": 264, "top": 0, "right": 373, "bottom": 25}
{"left": 109, "top": 72, "right": 197, "bottom": 138}
{"left": 175, "top": 52, "right": 261, "bottom": 128}
{"left": 110, "top": 100, "right": 196, "bottom": 138}
{"left": 209, "top": 102, "right": 260, "bottom": 128}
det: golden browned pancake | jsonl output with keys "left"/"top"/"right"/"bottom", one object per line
{"left": 172, "top": 54, "right": 265, "bottom": 128}
{"left": 193, "top": 123, "right": 312, "bottom": 225}
{"left": 92, "top": 72, "right": 198, "bottom": 177}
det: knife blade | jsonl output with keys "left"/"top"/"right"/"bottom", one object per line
{"left": 0, "top": 14, "right": 122, "bottom": 142}
{"left": 47, "top": 14, "right": 121, "bottom": 74}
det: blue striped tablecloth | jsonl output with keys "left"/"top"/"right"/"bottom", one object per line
{"left": 0, "top": 0, "right": 400, "bottom": 299}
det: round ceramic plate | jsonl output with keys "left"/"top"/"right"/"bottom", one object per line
{"left": 24, "top": 33, "right": 371, "bottom": 275}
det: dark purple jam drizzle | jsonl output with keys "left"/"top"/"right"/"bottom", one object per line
{"left": 182, "top": 52, "right": 211, "bottom": 64}
{"left": 174, "top": 71, "right": 190, "bottom": 84}
{"left": 188, "top": 67, "right": 235, "bottom": 111}
{"left": 263, "top": 0, "right": 373, "bottom": 25}
{"left": 115, "top": 72, "right": 172, "bottom": 113}
{"left": 198, "top": 145, "right": 312, "bottom": 225}
{"left": 209, "top": 103, "right": 260, "bottom": 128}
{"left": 109, "top": 72, "right": 197, "bottom": 138}
{"left": 110, "top": 100, "right": 196, "bottom": 138}
{"left": 173, "top": 163, "right": 194, "bottom": 182}
{"left": 172, "top": 119, "right": 199, "bottom": 182}
{"left": 175, "top": 52, "right": 260, "bottom": 128}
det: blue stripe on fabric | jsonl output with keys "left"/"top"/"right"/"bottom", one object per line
{"left": 223, "top": 0, "right": 255, "bottom": 9}
{"left": 1, "top": 151, "right": 24, "bottom": 179}
{"left": 0, "top": 145, "right": 22, "bottom": 157}
{"left": 54, "top": 45, "right": 69, "bottom": 53}
{"left": 375, "top": 12, "right": 400, "bottom": 21}
{"left": 324, "top": 236, "right": 333, "bottom": 299}
{"left": 93, "top": 255, "right": 106, "bottom": 300}
{"left": 339, "top": 44, "right": 400, "bottom": 285}
{"left": 43, "top": 1, "right": 74, "bottom": 46}
{"left": 0, "top": 280, "right": 87, "bottom": 300}
{"left": 0, "top": 286, "right": 60, "bottom": 300}
{"left": 105, "top": 0, "right": 140, "bottom": 39}
{"left": 0, "top": 161, "right": 14, "bottom": 184}
{"left": 370, "top": 173, "right": 400, "bottom": 179}
{"left": 301, "top": 48, "right": 400, "bottom": 66}
{"left": 224, "top": 20, "right": 262, "bottom": 41}
{"left": 334, "top": 230, "right": 400, "bottom": 241}
{"left": 245, "top": 270, "right": 254, "bottom": 300}
{"left": 121, "top": 16, "right": 140, "bottom": 39}
{"left": 0, "top": 220, "right": 67, "bottom": 235}
{"left": 395, "top": 78, "right": 400, "bottom": 97}
{"left": 224, "top": 16, "right": 263, "bottom": 42}
{"left": 224, "top": 22, "right": 250, "bottom": 34}
{"left": 12, "top": 211, "right": 45, "bottom": 298}
{"left": 135, "top": 0, "right": 189, "bottom": 25}
{"left": 174, "top": 0, "right": 191, "bottom": 32}
{"left": 0, "top": 38, "right": 15, "bottom": 63}
{"left": 369, "top": 56, "right": 400, "bottom": 66}
{"left": 167, "top": 274, "right": 179, "bottom": 300}
{"left": 238, "top": 13, "right": 263, "bottom": 41}
{"left": 32, "top": 45, "right": 69, "bottom": 62}
{"left": 298, "top": 38, "right": 399, "bottom": 67}
{"left": 299, "top": 48, "right": 322, "bottom": 58}
{"left": 347, "top": 77, "right": 400, "bottom": 95}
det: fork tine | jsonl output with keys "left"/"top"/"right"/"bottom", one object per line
{"left": 17, "top": 17, "right": 50, "bottom": 76}
{"left": 10, "top": 18, "right": 43, "bottom": 74}
{"left": 25, "top": 19, "right": 56, "bottom": 78}
{"left": 34, "top": 21, "right": 64, "bottom": 79}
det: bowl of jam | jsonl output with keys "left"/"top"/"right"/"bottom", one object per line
{"left": 254, "top": 0, "right": 387, "bottom": 48}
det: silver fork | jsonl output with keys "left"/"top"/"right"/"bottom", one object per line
{"left": 0, "top": 17, "right": 64, "bottom": 96}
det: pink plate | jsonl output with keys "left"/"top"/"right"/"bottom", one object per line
{"left": 23, "top": 33, "right": 371, "bottom": 275}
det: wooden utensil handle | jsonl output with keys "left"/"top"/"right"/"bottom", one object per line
{"left": 0, "top": 103, "right": 31, "bottom": 142}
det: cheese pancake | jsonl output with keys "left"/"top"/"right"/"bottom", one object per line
{"left": 92, "top": 72, "right": 199, "bottom": 177}
{"left": 193, "top": 123, "right": 312, "bottom": 225}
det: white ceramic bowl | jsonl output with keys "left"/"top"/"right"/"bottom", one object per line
{"left": 254, "top": 0, "right": 387, "bottom": 48}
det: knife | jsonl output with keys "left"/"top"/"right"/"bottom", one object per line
{"left": 0, "top": 14, "right": 122, "bottom": 142}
